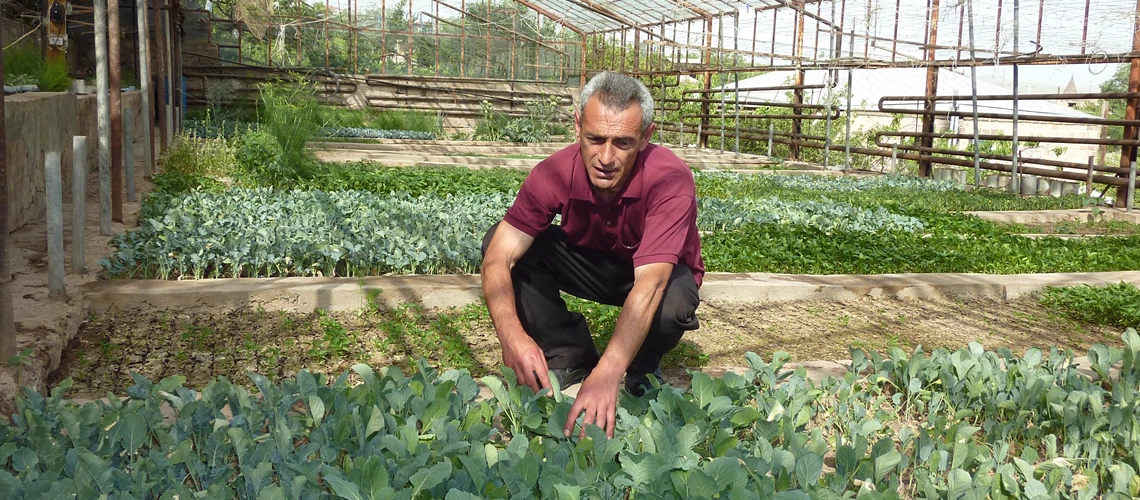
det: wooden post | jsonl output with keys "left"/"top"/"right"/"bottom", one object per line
{"left": 0, "top": 24, "right": 15, "bottom": 362}
{"left": 72, "top": 137, "right": 87, "bottom": 274}
{"left": 45, "top": 152, "right": 65, "bottom": 299}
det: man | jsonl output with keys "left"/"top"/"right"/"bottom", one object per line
{"left": 480, "top": 72, "right": 703, "bottom": 439}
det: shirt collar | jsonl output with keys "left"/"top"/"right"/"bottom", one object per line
{"left": 568, "top": 144, "right": 650, "bottom": 204}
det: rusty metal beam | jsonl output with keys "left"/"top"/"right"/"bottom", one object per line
{"left": 919, "top": 0, "right": 940, "bottom": 178}
{"left": 1120, "top": 0, "right": 1140, "bottom": 206}
{"left": 0, "top": 18, "right": 14, "bottom": 362}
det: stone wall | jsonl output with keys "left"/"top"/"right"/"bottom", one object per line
{"left": 3, "top": 90, "right": 143, "bottom": 231}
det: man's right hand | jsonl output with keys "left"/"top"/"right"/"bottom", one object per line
{"left": 500, "top": 332, "right": 552, "bottom": 393}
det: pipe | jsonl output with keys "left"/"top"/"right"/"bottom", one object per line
{"left": 876, "top": 131, "right": 1140, "bottom": 147}
{"left": 878, "top": 140, "right": 1134, "bottom": 175}
{"left": 876, "top": 106, "right": 1140, "bottom": 127}
{"left": 1012, "top": 0, "right": 1021, "bottom": 194}
{"left": 966, "top": 0, "right": 981, "bottom": 185}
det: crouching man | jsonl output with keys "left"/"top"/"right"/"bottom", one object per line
{"left": 480, "top": 72, "right": 704, "bottom": 439}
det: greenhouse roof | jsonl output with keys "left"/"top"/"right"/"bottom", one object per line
{"left": 515, "top": 0, "right": 790, "bottom": 34}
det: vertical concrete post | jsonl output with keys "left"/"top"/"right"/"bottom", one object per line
{"left": 1087, "top": 156, "right": 1095, "bottom": 197}
{"left": 45, "top": 152, "right": 65, "bottom": 299}
{"left": 136, "top": 0, "right": 155, "bottom": 177}
{"left": 72, "top": 137, "right": 87, "bottom": 274}
{"left": 1128, "top": 161, "right": 1137, "bottom": 212}
{"left": 768, "top": 124, "right": 775, "bottom": 159}
{"left": 125, "top": 112, "right": 136, "bottom": 202}
{"left": 96, "top": 0, "right": 113, "bottom": 236}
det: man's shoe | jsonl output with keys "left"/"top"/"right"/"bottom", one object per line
{"left": 624, "top": 366, "right": 665, "bottom": 397}
{"left": 551, "top": 359, "right": 596, "bottom": 388}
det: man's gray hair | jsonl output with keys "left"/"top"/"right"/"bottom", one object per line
{"left": 578, "top": 72, "right": 655, "bottom": 132}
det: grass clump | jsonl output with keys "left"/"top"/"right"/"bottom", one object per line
{"left": 2, "top": 45, "right": 71, "bottom": 91}
{"left": 1039, "top": 282, "right": 1140, "bottom": 330}
{"left": 319, "top": 107, "right": 441, "bottom": 133}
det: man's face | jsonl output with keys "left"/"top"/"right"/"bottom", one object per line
{"left": 574, "top": 96, "right": 655, "bottom": 201}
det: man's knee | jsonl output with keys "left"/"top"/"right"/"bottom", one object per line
{"left": 659, "top": 265, "right": 700, "bottom": 332}
{"left": 481, "top": 221, "right": 502, "bottom": 257}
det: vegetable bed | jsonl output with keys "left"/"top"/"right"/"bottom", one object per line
{"left": 6, "top": 331, "right": 1140, "bottom": 498}
{"left": 104, "top": 167, "right": 1140, "bottom": 279}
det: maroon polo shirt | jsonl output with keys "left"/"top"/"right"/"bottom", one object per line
{"left": 503, "top": 143, "right": 705, "bottom": 287}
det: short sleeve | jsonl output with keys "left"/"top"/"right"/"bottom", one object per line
{"left": 632, "top": 194, "right": 696, "bottom": 268}
{"left": 502, "top": 163, "right": 559, "bottom": 237}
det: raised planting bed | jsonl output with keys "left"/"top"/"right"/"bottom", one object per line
{"left": 103, "top": 169, "right": 1140, "bottom": 279}
{"left": 13, "top": 327, "right": 1140, "bottom": 498}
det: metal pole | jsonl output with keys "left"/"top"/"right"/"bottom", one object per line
{"left": 163, "top": 2, "right": 174, "bottom": 145}
{"left": 824, "top": 0, "right": 836, "bottom": 170}
{"left": 967, "top": 0, "right": 981, "bottom": 185}
{"left": 1118, "top": 0, "right": 1140, "bottom": 206}
{"left": 893, "top": 144, "right": 898, "bottom": 171}
{"left": 151, "top": 0, "right": 168, "bottom": 153}
{"left": 72, "top": 137, "right": 87, "bottom": 274}
{"left": 0, "top": 25, "right": 14, "bottom": 362}
{"left": 718, "top": 14, "right": 725, "bottom": 154}
{"left": 125, "top": 112, "right": 136, "bottom": 202}
{"left": 110, "top": 0, "right": 124, "bottom": 222}
{"left": 136, "top": 0, "right": 154, "bottom": 177}
{"left": 845, "top": 30, "right": 853, "bottom": 170}
{"left": 96, "top": 0, "right": 113, "bottom": 236}
{"left": 1011, "top": 0, "right": 1021, "bottom": 194}
{"left": 45, "top": 152, "right": 65, "bottom": 299}
{"left": 733, "top": 13, "right": 739, "bottom": 155}
{"left": 919, "top": 0, "right": 941, "bottom": 178}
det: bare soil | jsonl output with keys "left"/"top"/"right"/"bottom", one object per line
{"left": 50, "top": 295, "right": 1121, "bottom": 399}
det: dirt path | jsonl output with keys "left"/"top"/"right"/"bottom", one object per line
{"left": 50, "top": 295, "right": 1120, "bottom": 399}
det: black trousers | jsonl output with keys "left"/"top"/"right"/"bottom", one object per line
{"left": 482, "top": 222, "right": 700, "bottom": 376}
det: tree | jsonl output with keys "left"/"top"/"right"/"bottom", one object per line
{"left": 1100, "top": 64, "right": 1130, "bottom": 140}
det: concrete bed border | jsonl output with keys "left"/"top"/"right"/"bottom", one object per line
{"left": 82, "top": 271, "right": 1140, "bottom": 314}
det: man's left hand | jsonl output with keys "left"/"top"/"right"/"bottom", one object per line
{"left": 563, "top": 367, "right": 622, "bottom": 439}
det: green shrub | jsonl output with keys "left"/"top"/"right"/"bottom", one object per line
{"left": 159, "top": 134, "right": 238, "bottom": 178}
{"left": 1039, "top": 282, "right": 1140, "bottom": 330}
{"left": 2, "top": 45, "right": 71, "bottom": 91}
{"left": 35, "top": 58, "right": 71, "bottom": 91}
{"left": 233, "top": 129, "right": 287, "bottom": 186}
{"left": 257, "top": 79, "right": 321, "bottom": 183}
{"left": 474, "top": 97, "right": 568, "bottom": 143}
{"left": 1, "top": 45, "right": 41, "bottom": 81}
{"left": 150, "top": 172, "right": 226, "bottom": 197}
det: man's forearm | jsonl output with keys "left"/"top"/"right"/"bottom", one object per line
{"left": 594, "top": 280, "right": 666, "bottom": 378}
{"left": 481, "top": 260, "right": 526, "bottom": 343}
